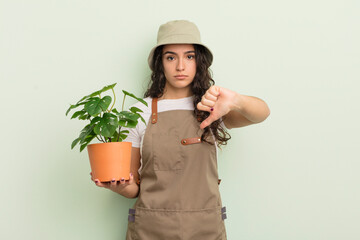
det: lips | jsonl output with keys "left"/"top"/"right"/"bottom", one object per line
{"left": 174, "top": 75, "right": 188, "bottom": 80}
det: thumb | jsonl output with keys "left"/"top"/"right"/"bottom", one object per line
{"left": 200, "top": 114, "right": 217, "bottom": 129}
{"left": 129, "top": 172, "right": 134, "bottom": 184}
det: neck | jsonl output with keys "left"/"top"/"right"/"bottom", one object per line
{"left": 159, "top": 86, "right": 192, "bottom": 100}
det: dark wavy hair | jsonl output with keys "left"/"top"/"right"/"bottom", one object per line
{"left": 144, "top": 44, "right": 231, "bottom": 147}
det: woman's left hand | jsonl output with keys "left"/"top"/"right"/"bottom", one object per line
{"left": 197, "top": 86, "right": 238, "bottom": 129}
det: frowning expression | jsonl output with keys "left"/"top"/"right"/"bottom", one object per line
{"left": 162, "top": 44, "right": 196, "bottom": 93}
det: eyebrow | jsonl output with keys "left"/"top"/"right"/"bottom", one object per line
{"left": 163, "top": 50, "right": 195, "bottom": 55}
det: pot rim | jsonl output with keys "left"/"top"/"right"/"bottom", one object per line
{"left": 87, "top": 141, "right": 132, "bottom": 147}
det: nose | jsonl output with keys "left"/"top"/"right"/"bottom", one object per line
{"left": 176, "top": 58, "right": 185, "bottom": 71}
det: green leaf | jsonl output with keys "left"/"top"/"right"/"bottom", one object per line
{"left": 90, "top": 116, "right": 102, "bottom": 125}
{"left": 115, "top": 110, "right": 141, "bottom": 128}
{"left": 78, "top": 124, "right": 96, "bottom": 144}
{"left": 80, "top": 144, "right": 87, "bottom": 152}
{"left": 66, "top": 104, "right": 77, "bottom": 116}
{"left": 119, "top": 111, "right": 140, "bottom": 122}
{"left": 79, "top": 134, "right": 96, "bottom": 152}
{"left": 120, "top": 133, "right": 128, "bottom": 140}
{"left": 119, "top": 119, "right": 137, "bottom": 128}
{"left": 100, "top": 83, "right": 117, "bottom": 93}
{"left": 111, "top": 129, "right": 131, "bottom": 142}
{"left": 111, "top": 108, "right": 120, "bottom": 114}
{"left": 79, "top": 114, "right": 91, "bottom": 120}
{"left": 71, "top": 124, "right": 97, "bottom": 152}
{"left": 84, "top": 96, "right": 112, "bottom": 117}
{"left": 71, "top": 110, "right": 88, "bottom": 120}
{"left": 66, "top": 101, "right": 89, "bottom": 116}
{"left": 122, "top": 90, "right": 148, "bottom": 107}
{"left": 76, "top": 95, "right": 90, "bottom": 105}
{"left": 129, "top": 107, "right": 146, "bottom": 124}
{"left": 139, "top": 114, "right": 146, "bottom": 125}
{"left": 110, "top": 131, "right": 120, "bottom": 142}
{"left": 71, "top": 137, "right": 81, "bottom": 149}
{"left": 89, "top": 83, "right": 117, "bottom": 97}
{"left": 93, "top": 113, "right": 118, "bottom": 137}
{"left": 129, "top": 107, "right": 143, "bottom": 114}
{"left": 74, "top": 83, "right": 116, "bottom": 106}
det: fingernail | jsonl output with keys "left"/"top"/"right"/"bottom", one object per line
{"left": 111, "top": 179, "right": 116, "bottom": 182}
{"left": 211, "top": 108, "right": 214, "bottom": 111}
{"left": 130, "top": 173, "right": 133, "bottom": 177}
{"left": 121, "top": 178, "right": 125, "bottom": 181}
{"left": 95, "top": 180, "right": 99, "bottom": 183}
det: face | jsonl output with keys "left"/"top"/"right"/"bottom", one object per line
{"left": 162, "top": 44, "right": 196, "bottom": 96}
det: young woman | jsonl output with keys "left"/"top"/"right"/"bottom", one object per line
{"left": 92, "top": 20, "right": 270, "bottom": 239}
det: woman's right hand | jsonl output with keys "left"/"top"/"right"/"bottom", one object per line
{"left": 90, "top": 172, "right": 139, "bottom": 198}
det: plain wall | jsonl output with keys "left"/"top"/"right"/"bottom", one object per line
{"left": 1, "top": 0, "right": 359, "bottom": 239}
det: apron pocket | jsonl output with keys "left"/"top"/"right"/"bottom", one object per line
{"left": 134, "top": 207, "right": 182, "bottom": 240}
{"left": 152, "top": 133, "right": 183, "bottom": 171}
{"left": 181, "top": 207, "right": 226, "bottom": 240}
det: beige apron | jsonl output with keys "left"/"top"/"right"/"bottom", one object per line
{"left": 126, "top": 98, "right": 227, "bottom": 240}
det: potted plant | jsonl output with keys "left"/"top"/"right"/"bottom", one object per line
{"left": 66, "top": 83, "right": 147, "bottom": 182}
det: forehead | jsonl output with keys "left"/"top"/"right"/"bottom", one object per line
{"left": 162, "top": 44, "right": 195, "bottom": 53}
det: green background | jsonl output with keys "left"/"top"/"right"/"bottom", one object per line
{"left": 1, "top": 0, "right": 359, "bottom": 239}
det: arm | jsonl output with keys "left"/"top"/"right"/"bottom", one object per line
{"left": 197, "top": 86, "right": 270, "bottom": 129}
{"left": 92, "top": 147, "right": 141, "bottom": 199}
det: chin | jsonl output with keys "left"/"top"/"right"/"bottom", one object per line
{"left": 175, "top": 83, "right": 192, "bottom": 90}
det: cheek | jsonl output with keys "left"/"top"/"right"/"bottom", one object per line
{"left": 162, "top": 62, "right": 170, "bottom": 75}
{"left": 190, "top": 63, "right": 197, "bottom": 76}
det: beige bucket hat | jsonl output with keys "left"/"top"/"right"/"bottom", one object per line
{"left": 148, "top": 20, "right": 213, "bottom": 69}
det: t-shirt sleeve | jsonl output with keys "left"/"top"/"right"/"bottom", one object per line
{"left": 123, "top": 124, "right": 141, "bottom": 148}
{"left": 219, "top": 117, "right": 228, "bottom": 130}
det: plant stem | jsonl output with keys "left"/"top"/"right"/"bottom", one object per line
{"left": 122, "top": 94, "right": 126, "bottom": 111}
{"left": 109, "top": 88, "right": 116, "bottom": 112}
{"left": 96, "top": 135, "right": 104, "bottom": 143}
{"left": 116, "top": 126, "right": 122, "bottom": 142}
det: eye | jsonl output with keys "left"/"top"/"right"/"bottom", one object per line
{"left": 187, "top": 55, "right": 195, "bottom": 60}
{"left": 166, "top": 56, "right": 175, "bottom": 61}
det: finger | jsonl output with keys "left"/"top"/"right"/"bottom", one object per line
{"left": 200, "top": 114, "right": 218, "bottom": 129}
{"left": 110, "top": 178, "right": 117, "bottom": 186}
{"left": 120, "top": 178, "right": 126, "bottom": 185}
{"left": 201, "top": 96, "right": 216, "bottom": 108}
{"left": 204, "top": 91, "right": 218, "bottom": 102}
{"left": 208, "top": 86, "right": 221, "bottom": 97}
{"left": 94, "top": 179, "right": 105, "bottom": 187}
{"left": 128, "top": 173, "right": 134, "bottom": 184}
{"left": 197, "top": 102, "right": 212, "bottom": 112}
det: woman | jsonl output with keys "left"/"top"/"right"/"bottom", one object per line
{"left": 92, "top": 20, "right": 270, "bottom": 239}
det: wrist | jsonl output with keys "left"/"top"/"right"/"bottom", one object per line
{"left": 230, "top": 93, "right": 244, "bottom": 113}
{"left": 113, "top": 182, "right": 139, "bottom": 198}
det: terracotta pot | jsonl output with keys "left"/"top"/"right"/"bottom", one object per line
{"left": 87, "top": 142, "right": 132, "bottom": 182}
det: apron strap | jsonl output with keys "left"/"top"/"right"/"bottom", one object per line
{"left": 151, "top": 97, "right": 158, "bottom": 124}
